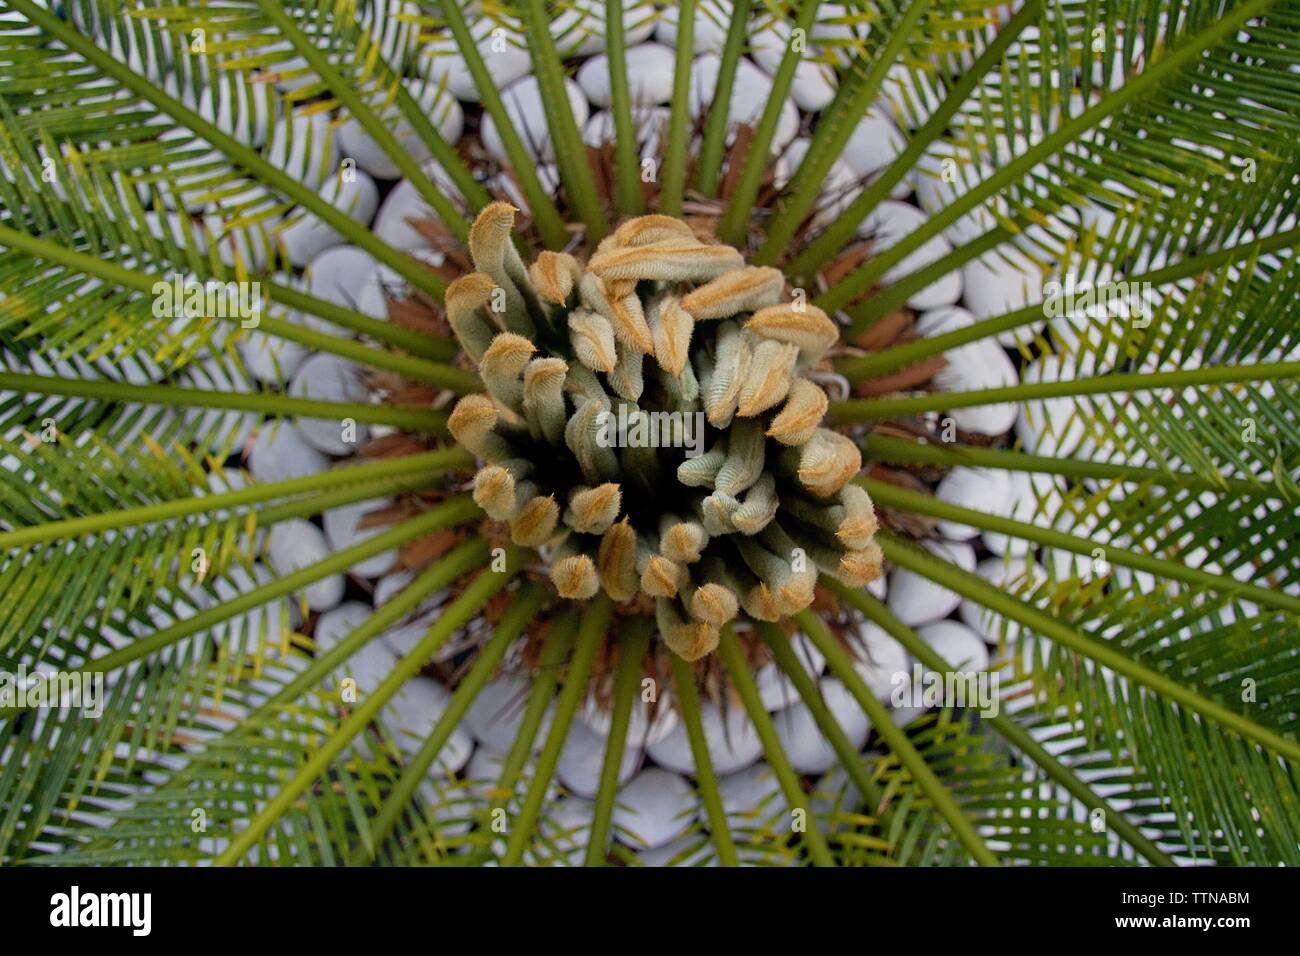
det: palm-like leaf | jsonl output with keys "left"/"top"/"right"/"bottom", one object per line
{"left": 0, "top": 0, "right": 1296, "bottom": 868}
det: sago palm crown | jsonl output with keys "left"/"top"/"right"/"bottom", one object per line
{"left": 0, "top": 0, "right": 1297, "bottom": 868}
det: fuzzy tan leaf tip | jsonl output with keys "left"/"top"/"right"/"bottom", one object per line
{"left": 472, "top": 465, "right": 516, "bottom": 520}
{"left": 448, "top": 394, "right": 498, "bottom": 444}
{"left": 613, "top": 215, "right": 699, "bottom": 247}
{"left": 660, "top": 520, "right": 708, "bottom": 563}
{"left": 679, "top": 266, "right": 785, "bottom": 320}
{"left": 467, "top": 201, "right": 518, "bottom": 271}
{"left": 551, "top": 554, "right": 600, "bottom": 600}
{"left": 837, "top": 544, "right": 884, "bottom": 588}
{"left": 689, "top": 582, "right": 739, "bottom": 626}
{"left": 641, "top": 554, "right": 688, "bottom": 598}
{"left": 445, "top": 272, "right": 497, "bottom": 311}
{"left": 736, "top": 339, "right": 799, "bottom": 417}
{"left": 566, "top": 483, "right": 622, "bottom": 534}
{"left": 509, "top": 494, "right": 559, "bottom": 547}
{"left": 568, "top": 309, "right": 618, "bottom": 373}
{"left": 649, "top": 296, "right": 694, "bottom": 375}
{"left": 587, "top": 241, "right": 744, "bottom": 283}
{"left": 797, "top": 428, "right": 863, "bottom": 498}
{"left": 746, "top": 303, "right": 839, "bottom": 358}
{"left": 767, "top": 378, "right": 829, "bottom": 446}
{"left": 836, "top": 484, "right": 879, "bottom": 550}
{"left": 529, "top": 251, "right": 580, "bottom": 304}
{"left": 597, "top": 518, "right": 639, "bottom": 601}
{"left": 656, "top": 598, "right": 720, "bottom": 661}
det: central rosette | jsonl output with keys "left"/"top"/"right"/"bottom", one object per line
{"left": 446, "top": 204, "right": 881, "bottom": 660}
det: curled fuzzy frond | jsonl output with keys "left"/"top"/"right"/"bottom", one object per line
{"left": 529, "top": 251, "right": 581, "bottom": 305}
{"left": 746, "top": 303, "right": 839, "bottom": 363}
{"left": 565, "top": 483, "right": 622, "bottom": 534}
{"left": 552, "top": 553, "right": 600, "bottom": 600}
{"left": 440, "top": 206, "right": 872, "bottom": 661}
{"left": 680, "top": 266, "right": 785, "bottom": 320}
{"left": 794, "top": 429, "right": 863, "bottom": 499}
{"left": 767, "top": 378, "right": 829, "bottom": 446}
{"left": 588, "top": 240, "right": 744, "bottom": 283}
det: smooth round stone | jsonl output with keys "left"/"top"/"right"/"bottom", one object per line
{"left": 313, "top": 601, "right": 371, "bottom": 653}
{"left": 613, "top": 768, "right": 698, "bottom": 850}
{"left": 867, "top": 572, "right": 887, "bottom": 600}
{"left": 238, "top": 320, "right": 310, "bottom": 384}
{"left": 583, "top": 107, "right": 670, "bottom": 161}
{"left": 198, "top": 79, "right": 274, "bottom": 148}
{"left": 333, "top": 640, "right": 394, "bottom": 697}
{"left": 577, "top": 43, "right": 675, "bottom": 108}
{"left": 657, "top": 0, "right": 731, "bottom": 53}
{"left": 288, "top": 353, "right": 371, "bottom": 455}
{"left": 178, "top": 358, "right": 258, "bottom": 453}
{"left": 930, "top": 338, "right": 1019, "bottom": 435}
{"left": 372, "top": 169, "right": 456, "bottom": 253}
{"left": 647, "top": 700, "right": 763, "bottom": 776}
{"left": 247, "top": 422, "right": 330, "bottom": 484}
{"left": 688, "top": 54, "right": 799, "bottom": 151}
{"left": 338, "top": 81, "right": 464, "bottom": 179}
{"left": 278, "top": 168, "right": 380, "bottom": 267}
{"left": 383, "top": 677, "right": 474, "bottom": 772}
{"left": 556, "top": 719, "right": 642, "bottom": 798}
{"left": 465, "top": 672, "right": 554, "bottom": 755}
{"left": 888, "top": 538, "right": 976, "bottom": 626}
{"left": 962, "top": 249, "right": 1046, "bottom": 344}
{"left": 751, "top": 19, "right": 838, "bottom": 111}
{"left": 267, "top": 518, "right": 345, "bottom": 612}
{"left": 982, "top": 470, "right": 1063, "bottom": 556}
{"left": 771, "top": 679, "right": 870, "bottom": 775}
{"left": 842, "top": 106, "right": 905, "bottom": 178}
{"left": 322, "top": 496, "right": 398, "bottom": 578}
{"left": 420, "top": 23, "right": 531, "bottom": 102}
{"left": 861, "top": 200, "right": 962, "bottom": 310}
{"left": 917, "top": 620, "right": 989, "bottom": 674}
{"left": 203, "top": 185, "right": 280, "bottom": 272}
{"left": 637, "top": 834, "right": 716, "bottom": 867}
{"left": 481, "top": 75, "right": 590, "bottom": 165}
{"left": 553, "top": 0, "right": 654, "bottom": 57}
{"left": 934, "top": 467, "right": 1013, "bottom": 540}
{"left": 960, "top": 557, "right": 1046, "bottom": 644}
{"left": 580, "top": 691, "right": 678, "bottom": 747}
{"left": 754, "top": 632, "right": 826, "bottom": 710}
{"left": 712, "top": 762, "right": 787, "bottom": 828}
{"left": 266, "top": 110, "right": 339, "bottom": 192}
{"left": 306, "top": 246, "right": 380, "bottom": 312}
{"left": 850, "top": 622, "right": 910, "bottom": 700}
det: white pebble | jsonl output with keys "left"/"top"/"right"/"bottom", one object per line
{"left": 613, "top": 768, "right": 698, "bottom": 850}
{"left": 267, "top": 518, "right": 345, "bottom": 612}
{"left": 887, "top": 538, "right": 976, "bottom": 626}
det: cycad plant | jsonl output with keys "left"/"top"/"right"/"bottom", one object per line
{"left": 0, "top": 0, "right": 1297, "bottom": 867}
